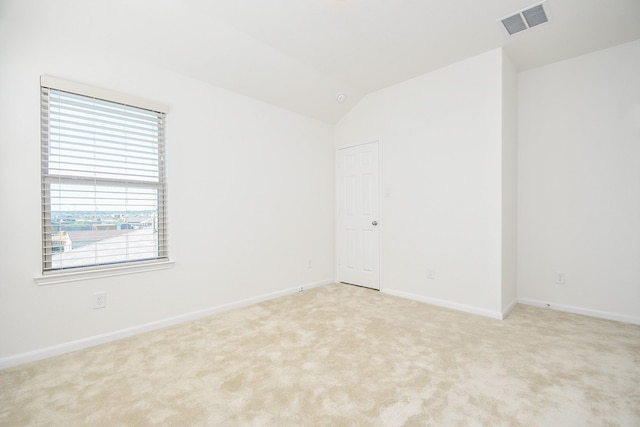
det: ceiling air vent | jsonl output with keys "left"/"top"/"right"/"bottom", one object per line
{"left": 500, "top": 2, "right": 550, "bottom": 35}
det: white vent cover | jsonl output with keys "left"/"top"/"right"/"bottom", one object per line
{"left": 501, "top": 2, "right": 550, "bottom": 35}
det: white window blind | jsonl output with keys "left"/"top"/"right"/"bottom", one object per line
{"left": 40, "top": 78, "right": 168, "bottom": 273}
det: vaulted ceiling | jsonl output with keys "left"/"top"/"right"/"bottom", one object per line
{"left": 2, "top": 0, "right": 639, "bottom": 123}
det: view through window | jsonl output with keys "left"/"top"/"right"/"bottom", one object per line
{"left": 40, "top": 81, "right": 168, "bottom": 272}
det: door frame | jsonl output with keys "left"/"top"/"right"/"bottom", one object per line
{"left": 335, "top": 139, "right": 383, "bottom": 290}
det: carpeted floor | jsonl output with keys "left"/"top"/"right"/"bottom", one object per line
{"left": 1, "top": 283, "right": 639, "bottom": 426}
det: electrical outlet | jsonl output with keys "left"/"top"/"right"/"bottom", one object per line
{"left": 555, "top": 272, "right": 566, "bottom": 285}
{"left": 426, "top": 267, "right": 435, "bottom": 280}
{"left": 307, "top": 259, "right": 313, "bottom": 269}
{"left": 93, "top": 292, "right": 107, "bottom": 309}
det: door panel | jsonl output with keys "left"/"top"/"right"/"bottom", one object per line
{"left": 337, "top": 141, "right": 380, "bottom": 289}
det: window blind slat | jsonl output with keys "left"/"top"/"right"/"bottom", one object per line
{"left": 42, "top": 97, "right": 163, "bottom": 125}
{"left": 48, "top": 118, "right": 161, "bottom": 142}
{"left": 43, "top": 174, "right": 163, "bottom": 188}
{"left": 45, "top": 166, "right": 160, "bottom": 182}
{"left": 48, "top": 124, "right": 161, "bottom": 147}
{"left": 46, "top": 106, "right": 161, "bottom": 128}
{"left": 47, "top": 137, "right": 161, "bottom": 158}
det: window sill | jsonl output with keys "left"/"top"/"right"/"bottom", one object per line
{"left": 34, "top": 260, "right": 175, "bottom": 286}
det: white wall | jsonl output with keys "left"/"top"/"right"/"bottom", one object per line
{"left": 335, "top": 49, "right": 514, "bottom": 318}
{"left": 518, "top": 39, "right": 640, "bottom": 324}
{"left": 0, "top": 18, "right": 334, "bottom": 365}
{"left": 501, "top": 51, "right": 518, "bottom": 313}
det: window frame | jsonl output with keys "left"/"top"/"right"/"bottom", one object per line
{"left": 37, "top": 76, "right": 171, "bottom": 282}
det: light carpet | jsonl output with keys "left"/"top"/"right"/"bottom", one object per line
{"left": 1, "top": 283, "right": 639, "bottom": 426}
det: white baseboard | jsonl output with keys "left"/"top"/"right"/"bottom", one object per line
{"left": 0, "top": 279, "right": 334, "bottom": 370}
{"left": 381, "top": 288, "right": 505, "bottom": 320}
{"left": 517, "top": 298, "right": 640, "bottom": 325}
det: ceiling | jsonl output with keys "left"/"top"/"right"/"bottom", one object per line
{"left": 2, "top": 0, "right": 640, "bottom": 123}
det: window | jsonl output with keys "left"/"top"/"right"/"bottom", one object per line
{"left": 40, "top": 76, "right": 168, "bottom": 274}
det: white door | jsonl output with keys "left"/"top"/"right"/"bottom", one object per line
{"left": 337, "top": 141, "right": 380, "bottom": 289}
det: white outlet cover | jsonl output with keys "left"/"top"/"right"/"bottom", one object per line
{"left": 426, "top": 267, "right": 435, "bottom": 280}
{"left": 93, "top": 292, "right": 107, "bottom": 309}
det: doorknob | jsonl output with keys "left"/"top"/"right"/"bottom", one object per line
{"left": 372, "top": 221, "right": 378, "bottom": 226}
